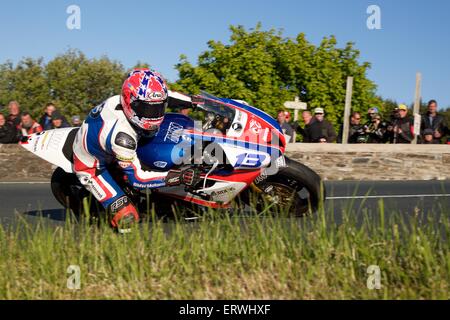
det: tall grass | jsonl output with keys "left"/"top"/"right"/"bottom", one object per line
{"left": 0, "top": 198, "right": 448, "bottom": 300}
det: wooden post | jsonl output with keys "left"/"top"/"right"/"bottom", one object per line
{"left": 342, "top": 76, "right": 353, "bottom": 144}
{"left": 412, "top": 72, "right": 422, "bottom": 144}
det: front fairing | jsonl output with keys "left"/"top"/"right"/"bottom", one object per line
{"left": 137, "top": 93, "right": 286, "bottom": 171}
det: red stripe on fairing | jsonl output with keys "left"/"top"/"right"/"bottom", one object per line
{"left": 209, "top": 169, "right": 262, "bottom": 186}
{"left": 130, "top": 163, "right": 165, "bottom": 182}
{"left": 163, "top": 193, "right": 231, "bottom": 209}
{"left": 183, "top": 129, "right": 284, "bottom": 153}
{"left": 197, "top": 98, "right": 287, "bottom": 152}
{"left": 161, "top": 169, "right": 261, "bottom": 208}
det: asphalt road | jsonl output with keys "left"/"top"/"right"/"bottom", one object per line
{"left": 0, "top": 180, "right": 448, "bottom": 227}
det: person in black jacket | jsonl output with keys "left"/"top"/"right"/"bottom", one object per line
{"left": 51, "top": 111, "right": 71, "bottom": 129}
{"left": 386, "top": 104, "right": 414, "bottom": 144}
{"left": 337, "top": 112, "right": 366, "bottom": 143}
{"left": 0, "top": 113, "right": 19, "bottom": 144}
{"left": 420, "top": 100, "right": 447, "bottom": 144}
{"left": 305, "top": 108, "right": 337, "bottom": 143}
{"left": 39, "top": 103, "right": 70, "bottom": 130}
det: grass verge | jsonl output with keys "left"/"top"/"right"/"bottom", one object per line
{"left": 0, "top": 199, "right": 449, "bottom": 299}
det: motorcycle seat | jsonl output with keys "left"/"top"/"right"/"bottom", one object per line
{"left": 62, "top": 127, "right": 80, "bottom": 163}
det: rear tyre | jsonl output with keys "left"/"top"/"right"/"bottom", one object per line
{"left": 50, "top": 167, "right": 103, "bottom": 217}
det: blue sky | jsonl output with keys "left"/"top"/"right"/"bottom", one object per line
{"left": 0, "top": 0, "right": 449, "bottom": 108}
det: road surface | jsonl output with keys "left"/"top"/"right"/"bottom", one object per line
{"left": 0, "top": 180, "right": 448, "bottom": 227}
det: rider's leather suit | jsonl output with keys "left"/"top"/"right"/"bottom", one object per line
{"left": 72, "top": 91, "right": 191, "bottom": 209}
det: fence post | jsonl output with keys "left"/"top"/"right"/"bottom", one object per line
{"left": 412, "top": 72, "right": 422, "bottom": 144}
{"left": 342, "top": 76, "right": 354, "bottom": 144}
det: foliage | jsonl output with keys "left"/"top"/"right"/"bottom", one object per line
{"left": 0, "top": 49, "right": 128, "bottom": 119}
{"left": 173, "top": 24, "right": 382, "bottom": 127}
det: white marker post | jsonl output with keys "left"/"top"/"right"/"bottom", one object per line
{"left": 342, "top": 77, "right": 354, "bottom": 144}
{"left": 412, "top": 72, "right": 422, "bottom": 144}
{"left": 284, "top": 96, "right": 307, "bottom": 122}
{"left": 284, "top": 96, "right": 307, "bottom": 143}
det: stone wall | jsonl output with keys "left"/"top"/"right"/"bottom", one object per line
{"left": 0, "top": 143, "right": 449, "bottom": 182}
{"left": 0, "top": 144, "right": 54, "bottom": 182}
{"left": 286, "top": 144, "right": 450, "bottom": 181}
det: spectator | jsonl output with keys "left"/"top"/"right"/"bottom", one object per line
{"left": 39, "top": 103, "right": 70, "bottom": 130}
{"left": 72, "top": 115, "right": 82, "bottom": 127}
{"left": 367, "top": 107, "right": 380, "bottom": 120}
{"left": 420, "top": 100, "right": 447, "bottom": 144}
{"left": 420, "top": 129, "right": 439, "bottom": 144}
{"left": 365, "top": 113, "right": 388, "bottom": 143}
{"left": 337, "top": 112, "right": 365, "bottom": 143}
{"left": 386, "top": 104, "right": 414, "bottom": 144}
{"left": 277, "top": 110, "right": 295, "bottom": 143}
{"left": 18, "top": 112, "right": 43, "bottom": 137}
{"left": 305, "top": 108, "right": 337, "bottom": 143}
{"left": 39, "top": 103, "right": 56, "bottom": 130}
{"left": 6, "top": 101, "right": 22, "bottom": 128}
{"left": 296, "top": 111, "right": 314, "bottom": 142}
{"left": 51, "top": 111, "right": 71, "bottom": 129}
{"left": 0, "top": 113, "right": 19, "bottom": 144}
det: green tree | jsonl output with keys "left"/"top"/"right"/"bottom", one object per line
{"left": 45, "top": 49, "right": 125, "bottom": 117}
{"left": 0, "top": 58, "right": 50, "bottom": 117}
{"left": 173, "top": 24, "right": 381, "bottom": 129}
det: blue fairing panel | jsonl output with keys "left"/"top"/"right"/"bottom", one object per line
{"left": 137, "top": 113, "right": 194, "bottom": 170}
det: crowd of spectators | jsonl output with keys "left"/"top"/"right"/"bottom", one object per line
{"left": 277, "top": 100, "right": 449, "bottom": 145}
{"left": 0, "top": 101, "right": 81, "bottom": 144}
{"left": 1, "top": 99, "right": 449, "bottom": 146}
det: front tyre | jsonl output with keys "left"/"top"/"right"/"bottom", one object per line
{"left": 244, "top": 157, "right": 325, "bottom": 217}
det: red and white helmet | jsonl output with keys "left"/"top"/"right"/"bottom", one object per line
{"left": 121, "top": 68, "right": 168, "bottom": 131}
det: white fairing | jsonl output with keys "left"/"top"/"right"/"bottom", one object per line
{"left": 20, "top": 128, "right": 75, "bottom": 173}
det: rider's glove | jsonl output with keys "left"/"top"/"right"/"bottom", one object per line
{"left": 165, "top": 166, "right": 202, "bottom": 187}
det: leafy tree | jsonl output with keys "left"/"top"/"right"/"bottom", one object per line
{"left": 0, "top": 58, "right": 50, "bottom": 117}
{"left": 172, "top": 24, "right": 382, "bottom": 128}
{"left": 45, "top": 49, "right": 125, "bottom": 117}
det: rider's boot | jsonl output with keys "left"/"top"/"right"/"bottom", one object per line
{"left": 109, "top": 196, "right": 139, "bottom": 234}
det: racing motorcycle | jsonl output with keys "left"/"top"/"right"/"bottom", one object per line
{"left": 20, "top": 92, "right": 325, "bottom": 218}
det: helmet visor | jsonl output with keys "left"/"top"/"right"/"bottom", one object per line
{"left": 131, "top": 100, "right": 167, "bottom": 120}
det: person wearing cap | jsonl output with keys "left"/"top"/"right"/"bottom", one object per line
{"left": 304, "top": 108, "right": 337, "bottom": 143}
{"left": 420, "top": 100, "right": 447, "bottom": 144}
{"left": 51, "top": 111, "right": 71, "bottom": 129}
{"left": 387, "top": 104, "right": 414, "bottom": 144}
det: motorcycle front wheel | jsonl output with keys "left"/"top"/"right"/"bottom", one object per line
{"left": 241, "top": 157, "right": 325, "bottom": 217}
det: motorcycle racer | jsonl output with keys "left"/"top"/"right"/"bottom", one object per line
{"left": 72, "top": 68, "right": 200, "bottom": 233}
